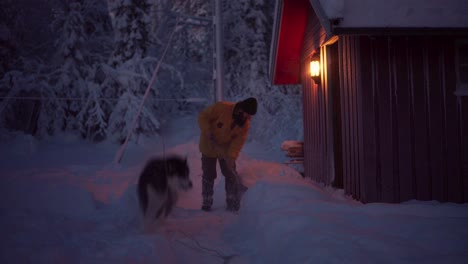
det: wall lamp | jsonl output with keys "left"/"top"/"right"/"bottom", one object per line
{"left": 310, "top": 54, "right": 320, "bottom": 84}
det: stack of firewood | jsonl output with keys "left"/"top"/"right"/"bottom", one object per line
{"left": 280, "top": 140, "right": 304, "bottom": 158}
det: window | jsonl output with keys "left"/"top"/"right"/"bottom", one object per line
{"left": 455, "top": 41, "right": 468, "bottom": 96}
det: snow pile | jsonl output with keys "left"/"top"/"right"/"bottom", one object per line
{"left": 325, "top": 0, "right": 468, "bottom": 28}
{"left": 319, "top": 0, "right": 344, "bottom": 19}
{"left": 1, "top": 132, "right": 467, "bottom": 263}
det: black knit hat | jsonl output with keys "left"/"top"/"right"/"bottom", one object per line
{"left": 237, "top": 97, "right": 258, "bottom": 115}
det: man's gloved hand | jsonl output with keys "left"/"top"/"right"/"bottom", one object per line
{"left": 208, "top": 132, "right": 217, "bottom": 144}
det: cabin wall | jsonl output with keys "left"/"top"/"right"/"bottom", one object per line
{"left": 300, "top": 4, "right": 332, "bottom": 185}
{"left": 301, "top": 3, "right": 327, "bottom": 58}
{"left": 298, "top": 5, "right": 467, "bottom": 203}
{"left": 338, "top": 36, "right": 364, "bottom": 201}
{"left": 300, "top": 50, "right": 332, "bottom": 185}
{"left": 357, "top": 35, "right": 468, "bottom": 203}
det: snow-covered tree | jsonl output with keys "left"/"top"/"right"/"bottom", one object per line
{"left": 108, "top": 89, "right": 160, "bottom": 144}
{"left": 109, "top": 0, "right": 151, "bottom": 67}
{"left": 0, "top": 0, "right": 24, "bottom": 78}
{"left": 224, "top": 0, "right": 303, "bottom": 145}
{"left": 0, "top": 69, "right": 42, "bottom": 136}
{"left": 47, "top": 1, "right": 88, "bottom": 133}
{"left": 148, "top": 0, "right": 212, "bottom": 113}
{"left": 224, "top": 0, "right": 273, "bottom": 98}
{"left": 77, "top": 79, "right": 107, "bottom": 141}
{"left": 0, "top": 0, "right": 302, "bottom": 145}
{"left": 81, "top": 0, "right": 114, "bottom": 64}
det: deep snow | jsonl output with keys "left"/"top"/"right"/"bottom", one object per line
{"left": 1, "top": 114, "right": 467, "bottom": 264}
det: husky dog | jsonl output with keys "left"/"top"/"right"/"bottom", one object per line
{"left": 137, "top": 155, "right": 192, "bottom": 228}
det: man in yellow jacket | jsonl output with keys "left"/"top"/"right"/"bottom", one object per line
{"left": 198, "top": 97, "right": 257, "bottom": 212}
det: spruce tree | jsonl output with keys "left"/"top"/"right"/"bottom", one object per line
{"left": 109, "top": 0, "right": 151, "bottom": 67}
{"left": 107, "top": 0, "right": 156, "bottom": 143}
{"left": 224, "top": 0, "right": 303, "bottom": 145}
{"left": 37, "top": 1, "right": 87, "bottom": 136}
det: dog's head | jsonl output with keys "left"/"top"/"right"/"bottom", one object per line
{"left": 166, "top": 156, "right": 193, "bottom": 191}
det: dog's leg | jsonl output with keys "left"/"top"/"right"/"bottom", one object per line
{"left": 143, "top": 184, "right": 166, "bottom": 231}
{"left": 156, "top": 192, "right": 171, "bottom": 225}
{"left": 164, "top": 188, "right": 178, "bottom": 217}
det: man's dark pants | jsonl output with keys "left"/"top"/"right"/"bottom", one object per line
{"left": 201, "top": 154, "right": 240, "bottom": 211}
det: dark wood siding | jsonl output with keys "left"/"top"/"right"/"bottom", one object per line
{"left": 359, "top": 36, "right": 378, "bottom": 202}
{"left": 357, "top": 35, "right": 467, "bottom": 203}
{"left": 298, "top": 7, "right": 467, "bottom": 203}
{"left": 300, "top": 4, "right": 327, "bottom": 59}
{"left": 301, "top": 56, "right": 331, "bottom": 185}
{"left": 300, "top": 5, "right": 332, "bottom": 185}
{"left": 338, "top": 36, "right": 363, "bottom": 200}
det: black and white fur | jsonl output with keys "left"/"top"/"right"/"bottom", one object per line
{"left": 137, "top": 155, "right": 192, "bottom": 229}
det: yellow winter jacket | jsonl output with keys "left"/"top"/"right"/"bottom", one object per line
{"left": 198, "top": 102, "right": 250, "bottom": 159}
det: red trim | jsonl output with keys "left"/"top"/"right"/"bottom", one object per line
{"left": 273, "top": 0, "right": 309, "bottom": 84}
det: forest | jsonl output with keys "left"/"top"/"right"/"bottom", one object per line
{"left": 0, "top": 0, "right": 303, "bottom": 146}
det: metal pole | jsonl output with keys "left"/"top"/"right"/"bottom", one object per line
{"left": 214, "top": 0, "right": 224, "bottom": 102}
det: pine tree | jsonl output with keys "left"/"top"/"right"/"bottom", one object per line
{"left": 224, "top": 0, "right": 273, "bottom": 99}
{"left": 0, "top": 0, "right": 24, "bottom": 78}
{"left": 2, "top": 0, "right": 302, "bottom": 144}
{"left": 109, "top": 0, "right": 151, "bottom": 67}
{"left": 103, "top": 0, "right": 156, "bottom": 143}
{"left": 136, "top": 0, "right": 212, "bottom": 118}
{"left": 78, "top": 80, "right": 107, "bottom": 141}
{"left": 224, "top": 0, "right": 303, "bottom": 145}
{"left": 108, "top": 90, "right": 160, "bottom": 144}
{"left": 37, "top": 0, "right": 88, "bottom": 136}
{"left": 81, "top": 0, "right": 114, "bottom": 64}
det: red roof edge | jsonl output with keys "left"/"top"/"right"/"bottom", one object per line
{"left": 272, "top": 0, "right": 309, "bottom": 85}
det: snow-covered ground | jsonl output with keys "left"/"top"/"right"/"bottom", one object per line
{"left": 1, "top": 114, "right": 467, "bottom": 264}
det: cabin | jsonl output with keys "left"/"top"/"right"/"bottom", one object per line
{"left": 269, "top": 0, "right": 468, "bottom": 203}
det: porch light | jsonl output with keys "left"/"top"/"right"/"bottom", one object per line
{"left": 310, "top": 54, "right": 320, "bottom": 84}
